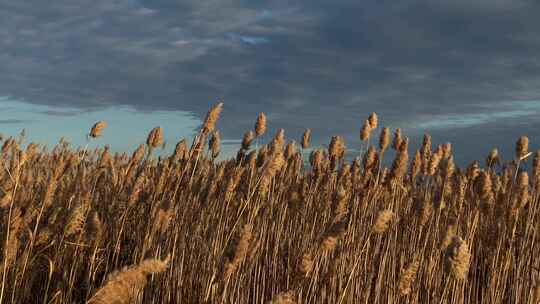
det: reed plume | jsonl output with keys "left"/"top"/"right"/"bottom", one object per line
{"left": 360, "top": 119, "right": 372, "bottom": 141}
{"left": 398, "top": 259, "right": 420, "bottom": 296}
{"left": 209, "top": 131, "right": 221, "bottom": 159}
{"left": 301, "top": 129, "right": 311, "bottom": 149}
{"left": 444, "top": 236, "right": 470, "bottom": 280}
{"left": 89, "top": 121, "right": 107, "bottom": 138}
{"left": 379, "top": 127, "right": 390, "bottom": 152}
{"left": 202, "top": 102, "right": 224, "bottom": 133}
{"left": 88, "top": 255, "right": 170, "bottom": 304}
{"left": 392, "top": 128, "right": 402, "bottom": 151}
{"left": 255, "top": 112, "right": 267, "bottom": 137}
{"left": 368, "top": 112, "right": 378, "bottom": 129}
{"left": 146, "top": 127, "right": 163, "bottom": 148}
{"left": 373, "top": 210, "right": 395, "bottom": 233}
{"left": 516, "top": 136, "right": 529, "bottom": 160}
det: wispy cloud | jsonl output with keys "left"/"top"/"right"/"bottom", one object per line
{"left": 0, "top": 119, "right": 33, "bottom": 124}
{"left": 226, "top": 33, "right": 270, "bottom": 45}
{"left": 413, "top": 100, "right": 540, "bottom": 130}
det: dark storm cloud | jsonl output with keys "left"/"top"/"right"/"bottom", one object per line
{"left": 2, "top": 0, "right": 540, "bottom": 162}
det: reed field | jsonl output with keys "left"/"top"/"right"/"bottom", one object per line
{"left": 2, "top": 102, "right": 540, "bottom": 303}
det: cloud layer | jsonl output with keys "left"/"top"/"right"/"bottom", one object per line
{"left": 2, "top": 0, "right": 540, "bottom": 163}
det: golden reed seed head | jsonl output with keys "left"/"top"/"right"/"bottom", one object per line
{"left": 442, "top": 155, "right": 455, "bottom": 179}
{"left": 428, "top": 152, "right": 441, "bottom": 176}
{"left": 373, "top": 210, "right": 395, "bottom": 233}
{"left": 321, "top": 235, "right": 338, "bottom": 253}
{"left": 533, "top": 280, "right": 540, "bottom": 304}
{"left": 486, "top": 148, "right": 499, "bottom": 168}
{"left": 301, "top": 129, "right": 311, "bottom": 149}
{"left": 270, "top": 291, "right": 296, "bottom": 304}
{"left": 517, "top": 171, "right": 529, "bottom": 188}
{"left": 173, "top": 139, "right": 187, "bottom": 161}
{"left": 368, "top": 112, "right": 378, "bottom": 129}
{"left": 392, "top": 128, "right": 402, "bottom": 151}
{"left": 516, "top": 135, "right": 529, "bottom": 159}
{"left": 475, "top": 171, "right": 493, "bottom": 200}
{"left": 442, "top": 142, "right": 452, "bottom": 159}
{"left": 259, "top": 152, "right": 286, "bottom": 195}
{"left": 88, "top": 255, "right": 170, "bottom": 304}
{"left": 241, "top": 130, "right": 256, "bottom": 150}
{"left": 285, "top": 141, "right": 296, "bottom": 159}
{"left": 410, "top": 150, "right": 422, "bottom": 179}
{"left": 224, "top": 224, "right": 253, "bottom": 279}
{"left": 398, "top": 260, "right": 420, "bottom": 296}
{"left": 444, "top": 236, "right": 471, "bottom": 281}
{"left": 265, "top": 152, "right": 285, "bottom": 177}
{"left": 132, "top": 144, "right": 146, "bottom": 162}
{"left": 300, "top": 253, "right": 314, "bottom": 277}
{"left": 202, "top": 102, "right": 224, "bottom": 133}
{"left": 275, "top": 128, "right": 285, "bottom": 144}
{"left": 399, "top": 137, "right": 409, "bottom": 152}
{"left": 379, "top": 127, "right": 390, "bottom": 151}
{"left": 362, "top": 145, "right": 378, "bottom": 172}
{"left": 440, "top": 223, "right": 457, "bottom": 251}
{"left": 310, "top": 149, "right": 324, "bottom": 169}
{"left": 146, "top": 126, "right": 164, "bottom": 148}
{"left": 209, "top": 131, "right": 221, "bottom": 158}
{"left": 533, "top": 150, "right": 540, "bottom": 177}
{"left": 89, "top": 121, "right": 107, "bottom": 138}
{"left": 329, "top": 136, "right": 345, "bottom": 159}
{"left": 360, "top": 119, "right": 372, "bottom": 141}
{"left": 390, "top": 149, "right": 409, "bottom": 182}
{"left": 421, "top": 134, "right": 432, "bottom": 156}
{"left": 254, "top": 112, "right": 267, "bottom": 137}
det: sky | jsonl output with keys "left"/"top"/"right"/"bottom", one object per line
{"left": 1, "top": 0, "right": 540, "bottom": 164}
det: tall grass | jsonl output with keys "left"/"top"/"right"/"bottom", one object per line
{"left": 1, "top": 103, "right": 540, "bottom": 303}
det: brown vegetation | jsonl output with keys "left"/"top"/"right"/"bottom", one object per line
{"left": 1, "top": 103, "right": 540, "bottom": 303}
